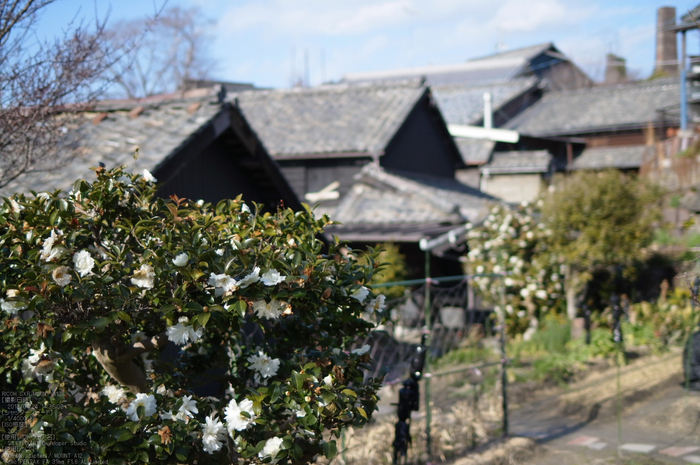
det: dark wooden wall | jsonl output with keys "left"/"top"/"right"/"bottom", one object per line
{"left": 157, "top": 137, "right": 262, "bottom": 205}
{"left": 381, "top": 94, "right": 460, "bottom": 178}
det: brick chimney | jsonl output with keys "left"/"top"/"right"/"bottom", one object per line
{"left": 655, "top": 6, "right": 678, "bottom": 76}
{"left": 604, "top": 54, "right": 626, "bottom": 84}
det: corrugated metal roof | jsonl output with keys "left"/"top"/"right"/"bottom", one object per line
{"left": 480, "top": 150, "right": 551, "bottom": 174}
{"left": 342, "top": 43, "right": 555, "bottom": 87}
{"left": 505, "top": 78, "right": 681, "bottom": 136}
{"left": 232, "top": 82, "right": 425, "bottom": 157}
{"left": 569, "top": 145, "right": 651, "bottom": 170}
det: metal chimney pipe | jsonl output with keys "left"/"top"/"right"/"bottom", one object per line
{"left": 483, "top": 92, "right": 493, "bottom": 129}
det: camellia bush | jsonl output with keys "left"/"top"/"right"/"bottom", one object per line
{"left": 0, "top": 166, "right": 387, "bottom": 463}
{"left": 464, "top": 201, "right": 565, "bottom": 336}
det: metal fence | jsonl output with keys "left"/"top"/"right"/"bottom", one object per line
{"left": 340, "top": 273, "right": 508, "bottom": 464}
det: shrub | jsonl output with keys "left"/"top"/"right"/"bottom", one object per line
{"left": 0, "top": 166, "right": 386, "bottom": 464}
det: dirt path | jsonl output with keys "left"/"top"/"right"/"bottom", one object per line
{"left": 510, "top": 349, "right": 700, "bottom": 464}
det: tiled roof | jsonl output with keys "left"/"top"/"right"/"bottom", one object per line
{"left": 453, "top": 138, "right": 495, "bottom": 165}
{"left": 0, "top": 90, "right": 223, "bottom": 197}
{"left": 342, "top": 43, "right": 555, "bottom": 87}
{"left": 505, "top": 78, "right": 681, "bottom": 136}
{"left": 232, "top": 82, "right": 425, "bottom": 157}
{"left": 331, "top": 164, "right": 494, "bottom": 229}
{"left": 433, "top": 78, "right": 538, "bottom": 126}
{"left": 568, "top": 145, "right": 652, "bottom": 170}
{"left": 480, "top": 150, "right": 551, "bottom": 174}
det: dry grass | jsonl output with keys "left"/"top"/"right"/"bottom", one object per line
{"left": 555, "top": 350, "right": 683, "bottom": 420}
{"left": 322, "top": 380, "right": 504, "bottom": 465}
{"left": 643, "top": 395, "right": 700, "bottom": 433}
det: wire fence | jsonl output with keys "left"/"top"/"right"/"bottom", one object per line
{"left": 334, "top": 274, "right": 508, "bottom": 465}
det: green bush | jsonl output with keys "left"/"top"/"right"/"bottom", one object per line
{"left": 0, "top": 166, "right": 387, "bottom": 464}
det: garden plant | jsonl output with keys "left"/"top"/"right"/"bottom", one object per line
{"left": 0, "top": 166, "right": 387, "bottom": 464}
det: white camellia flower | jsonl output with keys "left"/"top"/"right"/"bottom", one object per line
{"left": 21, "top": 344, "right": 54, "bottom": 381}
{"left": 166, "top": 317, "right": 203, "bottom": 346}
{"left": 261, "top": 269, "right": 285, "bottom": 286}
{"left": 160, "top": 410, "right": 174, "bottom": 420}
{"left": 1, "top": 293, "right": 26, "bottom": 315}
{"left": 323, "top": 375, "right": 332, "bottom": 386}
{"left": 259, "top": 437, "right": 284, "bottom": 461}
{"left": 52, "top": 266, "right": 71, "bottom": 287}
{"left": 520, "top": 288, "right": 530, "bottom": 298}
{"left": 504, "top": 277, "right": 515, "bottom": 287}
{"left": 238, "top": 267, "right": 260, "bottom": 288}
{"left": 10, "top": 198, "right": 22, "bottom": 212}
{"left": 352, "top": 344, "right": 370, "bottom": 356}
{"left": 215, "top": 249, "right": 224, "bottom": 256}
{"left": 224, "top": 398, "right": 256, "bottom": 433}
{"left": 41, "top": 230, "right": 65, "bottom": 262}
{"left": 240, "top": 203, "right": 250, "bottom": 213}
{"left": 208, "top": 273, "right": 238, "bottom": 297}
{"left": 131, "top": 264, "right": 155, "bottom": 289}
{"left": 172, "top": 253, "right": 188, "bottom": 267}
{"left": 73, "top": 250, "right": 94, "bottom": 277}
{"left": 176, "top": 394, "right": 199, "bottom": 421}
{"left": 365, "top": 294, "right": 386, "bottom": 314}
{"left": 141, "top": 169, "right": 157, "bottom": 183}
{"left": 247, "top": 351, "right": 280, "bottom": 382}
{"left": 101, "top": 385, "right": 127, "bottom": 404}
{"left": 350, "top": 286, "right": 369, "bottom": 303}
{"left": 126, "top": 393, "right": 157, "bottom": 421}
{"left": 535, "top": 290, "right": 548, "bottom": 300}
{"left": 253, "top": 299, "right": 288, "bottom": 320}
{"left": 202, "top": 415, "right": 227, "bottom": 454}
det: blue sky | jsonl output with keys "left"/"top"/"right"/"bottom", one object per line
{"left": 39, "top": 0, "right": 700, "bottom": 89}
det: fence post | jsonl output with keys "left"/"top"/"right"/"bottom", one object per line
{"left": 424, "top": 250, "right": 433, "bottom": 461}
{"left": 499, "top": 272, "right": 508, "bottom": 438}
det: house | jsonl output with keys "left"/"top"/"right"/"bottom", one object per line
{"left": 0, "top": 88, "right": 301, "bottom": 211}
{"left": 229, "top": 81, "right": 463, "bottom": 216}
{"left": 504, "top": 78, "right": 681, "bottom": 172}
{"left": 325, "top": 163, "right": 496, "bottom": 277}
{"left": 343, "top": 43, "right": 593, "bottom": 198}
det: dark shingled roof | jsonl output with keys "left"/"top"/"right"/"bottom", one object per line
{"left": 232, "top": 82, "right": 426, "bottom": 158}
{"left": 453, "top": 138, "right": 495, "bottom": 165}
{"left": 0, "top": 89, "right": 223, "bottom": 197}
{"left": 505, "top": 78, "right": 681, "bottom": 136}
{"left": 330, "top": 164, "right": 494, "bottom": 232}
{"left": 568, "top": 145, "right": 652, "bottom": 170}
{"left": 480, "top": 150, "right": 551, "bottom": 174}
{"left": 433, "top": 78, "right": 538, "bottom": 126}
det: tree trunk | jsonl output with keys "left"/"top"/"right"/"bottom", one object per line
{"left": 564, "top": 264, "right": 579, "bottom": 320}
{"left": 92, "top": 332, "right": 167, "bottom": 394}
{"left": 93, "top": 336, "right": 148, "bottom": 394}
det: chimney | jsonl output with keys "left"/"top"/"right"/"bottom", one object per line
{"left": 604, "top": 54, "right": 626, "bottom": 84}
{"left": 483, "top": 92, "right": 493, "bottom": 129}
{"left": 655, "top": 6, "right": 678, "bottom": 76}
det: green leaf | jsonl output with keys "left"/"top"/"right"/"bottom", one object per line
{"left": 291, "top": 371, "right": 303, "bottom": 391}
{"left": 357, "top": 407, "right": 368, "bottom": 419}
{"left": 90, "top": 317, "right": 111, "bottom": 330}
{"left": 117, "top": 311, "right": 131, "bottom": 323}
{"left": 342, "top": 389, "right": 357, "bottom": 398}
{"left": 114, "top": 428, "right": 134, "bottom": 442}
{"left": 196, "top": 312, "right": 211, "bottom": 328}
{"left": 323, "top": 440, "right": 338, "bottom": 459}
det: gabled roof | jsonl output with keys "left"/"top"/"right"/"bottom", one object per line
{"left": 0, "top": 91, "right": 221, "bottom": 196}
{"left": 231, "top": 82, "right": 426, "bottom": 158}
{"left": 568, "top": 145, "right": 651, "bottom": 170}
{"left": 453, "top": 138, "right": 495, "bottom": 165}
{"left": 0, "top": 89, "right": 301, "bottom": 210}
{"left": 343, "top": 43, "right": 556, "bottom": 87}
{"left": 328, "top": 164, "right": 494, "bottom": 238}
{"left": 433, "top": 77, "right": 539, "bottom": 126}
{"left": 505, "top": 78, "right": 681, "bottom": 136}
{"left": 480, "top": 150, "right": 552, "bottom": 174}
